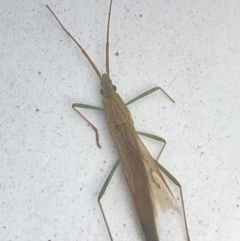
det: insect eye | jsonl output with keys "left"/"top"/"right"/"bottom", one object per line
{"left": 100, "top": 86, "right": 116, "bottom": 95}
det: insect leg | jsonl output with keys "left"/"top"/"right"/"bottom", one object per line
{"left": 137, "top": 131, "right": 166, "bottom": 161}
{"left": 155, "top": 162, "right": 191, "bottom": 241}
{"left": 126, "top": 87, "right": 175, "bottom": 106}
{"left": 98, "top": 159, "right": 120, "bottom": 241}
{"left": 72, "top": 103, "right": 104, "bottom": 148}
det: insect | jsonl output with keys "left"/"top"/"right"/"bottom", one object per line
{"left": 46, "top": 1, "right": 191, "bottom": 240}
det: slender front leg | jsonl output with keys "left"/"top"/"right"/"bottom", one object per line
{"left": 72, "top": 103, "right": 104, "bottom": 147}
{"left": 126, "top": 86, "right": 175, "bottom": 106}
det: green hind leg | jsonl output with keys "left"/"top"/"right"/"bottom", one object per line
{"left": 138, "top": 131, "right": 191, "bottom": 241}
{"left": 155, "top": 162, "right": 191, "bottom": 241}
{"left": 98, "top": 160, "right": 120, "bottom": 241}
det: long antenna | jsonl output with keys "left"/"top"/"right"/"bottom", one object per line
{"left": 106, "top": 0, "right": 113, "bottom": 77}
{"left": 46, "top": 5, "right": 102, "bottom": 81}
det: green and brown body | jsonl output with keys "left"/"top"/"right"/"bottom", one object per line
{"left": 101, "top": 74, "right": 178, "bottom": 241}
{"left": 104, "top": 92, "right": 158, "bottom": 240}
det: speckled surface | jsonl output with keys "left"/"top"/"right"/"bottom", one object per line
{"left": 1, "top": 0, "right": 240, "bottom": 240}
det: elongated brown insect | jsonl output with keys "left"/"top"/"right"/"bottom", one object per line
{"left": 46, "top": 1, "right": 191, "bottom": 240}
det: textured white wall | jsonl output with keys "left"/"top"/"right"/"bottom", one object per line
{"left": 1, "top": 0, "right": 240, "bottom": 240}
